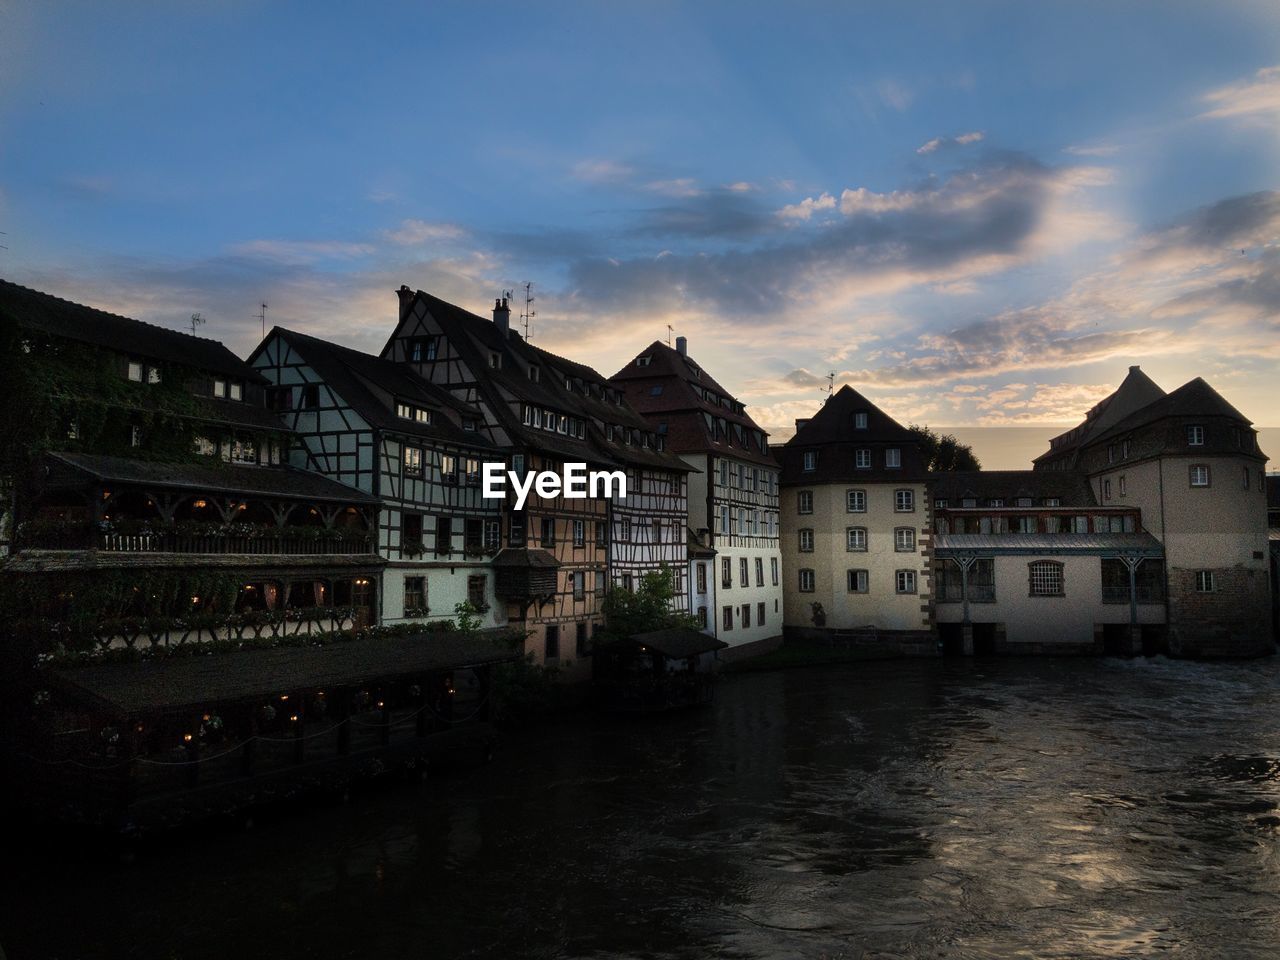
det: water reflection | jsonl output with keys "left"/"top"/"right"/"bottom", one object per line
{"left": 6, "top": 656, "right": 1280, "bottom": 958}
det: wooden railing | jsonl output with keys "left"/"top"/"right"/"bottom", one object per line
{"left": 17, "top": 522, "right": 375, "bottom": 556}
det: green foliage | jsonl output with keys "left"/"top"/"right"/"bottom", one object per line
{"left": 908, "top": 423, "right": 982, "bottom": 472}
{"left": 598, "top": 565, "right": 699, "bottom": 643}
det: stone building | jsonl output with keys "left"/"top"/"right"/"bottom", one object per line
{"left": 610, "top": 337, "right": 783, "bottom": 653}
{"left": 777, "top": 386, "right": 933, "bottom": 652}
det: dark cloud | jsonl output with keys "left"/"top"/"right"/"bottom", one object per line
{"left": 629, "top": 187, "right": 777, "bottom": 240}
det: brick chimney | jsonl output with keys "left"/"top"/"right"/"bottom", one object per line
{"left": 397, "top": 284, "right": 415, "bottom": 322}
{"left": 676, "top": 335, "right": 687, "bottom": 357}
{"left": 493, "top": 296, "right": 510, "bottom": 336}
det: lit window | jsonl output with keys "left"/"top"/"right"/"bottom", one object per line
{"left": 146, "top": 366, "right": 161, "bottom": 384}
{"left": 127, "top": 361, "right": 143, "bottom": 382}
{"left": 397, "top": 402, "right": 413, "bottom": 419}
{"left": 403, "top": 445, "right": 424, "bottom": 477}
{"left": 229, "top": 382, "right": 242, "bottom": 401}
{"left": 212, "top": 378, "right": 226, "bottom": 398}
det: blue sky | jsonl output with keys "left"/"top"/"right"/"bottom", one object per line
{"left": 2, "top": 1, "right": 1278, "bottom": 456}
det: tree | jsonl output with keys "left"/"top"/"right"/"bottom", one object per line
{"left": 908, "top": 424, "right": 981, "bottom": 472}
{"left": 598, "top": 566, "right": 698, "bottom": 643}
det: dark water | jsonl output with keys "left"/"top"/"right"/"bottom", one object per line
{"left": 7, "top": 657, "right": 1280, "bottom": 959}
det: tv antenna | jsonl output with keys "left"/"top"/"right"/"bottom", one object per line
{"left": 189, "top": 312, "right": 205, "bottom": 336}
{"left": 824, "top": 371, "right": 835, "bottom": 402}
{"left": 666, "top": 323, "right": 673, "bottom": 346}
{"left": 520, "top": 282, "right": 536, "bottom": 342}
{"left": 256, "top": 303, "right": 268, "bottom": 339}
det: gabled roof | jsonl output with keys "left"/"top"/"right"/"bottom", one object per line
{"left": 1036, "top": 366, "right": 1166, "bottom": 465}
{"left": 608, "top": 340, "right": 774, "bottom": 466}
{"left": 0, "top": 278, "right": 265, "bottom": 383}
{"left": 789, "top": 385, "right": 914, "bottom": 446}
{"left": 263, "top": 327, "right": 490, "bottom": 447}
{"left": 931, "top": 470, "right": 1097, "bottom": 507}
{"left": 1088, "top": 377, "right": 1254, "bottom": 446}
{"left": 779, "top": 385, "right": 927, "bottom": 482}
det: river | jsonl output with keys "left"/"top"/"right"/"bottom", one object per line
{"left": 5, "top": 656, "right": 1280, "bottom": 959}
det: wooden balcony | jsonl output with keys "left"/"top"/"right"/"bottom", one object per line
{"left": 16, "top": 520, "right": 376, "bottom": 557}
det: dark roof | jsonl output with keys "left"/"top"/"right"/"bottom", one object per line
{"left": 934, "top": 532, "right": 1163, "bottom": 556}
{"left": 1037, "top": 366, "right": 1167, "bottom": 466}
{"left": 609, "top": 340, "right": 775, "bottom": 466}
{"left": 192, "top": 395, "right": 290, "bottom": 432}
{"left": 779, "top": 385, "right": 927, "bottom": 483}
{"left": 0, "top": 278, "right": 265, "bottom": 383}
{"left": 686, "top": 528, "right": 716, "bottom": 557}
{"left": 51, "top": 632, "right": 518, "bottom": 715}
{"left": 260, "top": 327, "right": 490, "bottom": 447}
{"left": 46, "top": 451, "right": 379, "bottom": 504}
{"left": 1087, "top": 377, "right": 1254, "bottom": 446}
{"left": 931, "top": 470, "right": 1097, "bottom": 507}
{"left": 490, "top": 547, "right": 560, "bottom": 569}
{"left": 625, "top": 627, "right": 728, "bottom": 659}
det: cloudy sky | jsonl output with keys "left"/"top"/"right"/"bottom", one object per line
{"left": 2, "top": 2, "right": 1278, "bottom": 462}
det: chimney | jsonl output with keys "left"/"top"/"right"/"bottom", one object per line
{"left": 396, "top": 284, "right": 415, "bottom": 321}
{"left": 493, "top": 296, "right": 510, "bottom": 336}
{"left": 675, "top": 335, "right": 688, "bottom": 357}
{"left": 1129, "top": 365, "right": 1141, "bottom": 374}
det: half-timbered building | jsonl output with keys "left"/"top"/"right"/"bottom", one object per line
{"left": 611, "top": 337, "right": 783, "bottom": 651}
{"left": 249, "top": 327, "right": 503, "bottom": 629}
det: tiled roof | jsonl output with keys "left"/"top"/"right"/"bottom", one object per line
{"left": 931, "top": 470, "right": 1097, "bottom": 507}
{"left": 1, "top": 278, "right": 265, "bottom": 383}
{"left": 263, "top": 327, "right": 490, "bottom": 447}
{"left": 46, "top": 451, "right": 380, "bottom": 503}
{"left": 51, "top": 631, "right": 518, "bottom": 714}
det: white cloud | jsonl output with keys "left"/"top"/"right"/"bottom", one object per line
{"left": 917, "top": 131, "right": 984, "bottom": 154}
{"left": 227, "top": 239, "right": 376, "bottom": 265}
{"left": 1200, "top": 64, "right": 1280, "bottom": 121}
{"left": 384, "top": 219, "right": 467, "bottom": 246}
{"left": 570, "top": 158, "right": 636, "bottom": 184}
{"left": 777, "top": 192, "right": 837, "bottom": 221}
{"left": 645, "top": 178, "right": 701, "bottom": 198}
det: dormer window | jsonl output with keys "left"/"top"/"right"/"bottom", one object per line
{"left": 989, "top": 499, "right": 1004, "bottom": 507}
{"left": 802, "top": 451, "right": 817, "bottom": 472}
{"left": 885, "top": 448, "right": 901, "bottom": 469}
{"left": 463, "top": 419, "right": 477, "bottom": 432}
{"left": 213, "top": 379, "right": 227, "bottom": 398}
{"left": 962, "top": 497, "right": 977, "bottom": 508}
{"left": 229, "top": 381, "right": 242, "bottom": 401}
{"left": 636, "top": 355, "right": 652, "bottom": 367}
{"left": 1187, "top": 425, "right": 1204, "bottom": 446}
{"left": 489, "top": 352, "right": 501, "bottom": 370}
{"left": 855, "top": 449, "right": 871, "bottom": 469}
{"left": 1016, "top": 497, "right": 1032, "bottom": 507}
{"left": 528, "top": 365, "right": 540, "bottom": 383}
{"left": 127, "top": 361, "right": 144, "bottom": 383}
{"left": 147, "top": 367, "right": 162, "bottom": 384}
{"left": 1044, "top": 498, "right": 1061, "bottom": 507}
{"left": 854, "top": 412, "right": 868, "bottom": 430}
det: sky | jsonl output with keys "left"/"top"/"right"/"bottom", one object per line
{"left": 1, "top": 2, "right": 1278, "bottom": 467}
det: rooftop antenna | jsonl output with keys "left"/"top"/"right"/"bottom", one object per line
{"left": 520, "top": 282, "right": 536, "bottom": 343}
{"left": 256, "top": 303, "right": 268, "bottom": 339}
{"left": 667, "top": 323, "right": 674, "bottom": 346}
{"left": 0, "top": 231, "right": 7, "bottom": 251}
{"left": 189, "top": 312, "right": 205, "bottom": 336}
{"left": 824, "top": 371, "right": 835, "bottom": 403}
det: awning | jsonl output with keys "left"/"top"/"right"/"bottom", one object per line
{"left": 622, "top": 627, "right": 728, "bottom": 660}
{"left": 934, "top": 531, "right": 1164, "bottom": 557}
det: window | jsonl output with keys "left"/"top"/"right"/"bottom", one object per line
{"left": 741, "top": 604, "right": 751, "bottom": 629}
{"left": 885, "top": 448, "right": 901, "bottom": 469}
{"left": 755, "top": 558, "right": 764, "bottom": 587}
{"left": 573, "top": 572, "right": 585, "bottom": 600}
{"left": 509, "top": 514, "right": 525, "bottom": 547}
{"left": 798, "top": 569, "right": 815, "bottom": 593}
{"left": 541, "top": 518, "right": 556, "bottom": 547}
{"left": 1189, "top": 465, "right": 1211, "bottom": 488}
{"left": 1195, "top": 570, "right": 1215, "bottom": 593}
{"left": 573, "top": 519, "right": 585, "bottom": 547}
{"left": 468, "top": 575, "right": 487, "bottom": 609}
{"left": 798, "top": 529, "right": 814, "bottom": 552}
{"left": 802, "top": 451, "right": 817, "bottom": 472}
{"left": 847, "top": 569, "right": 869, "bottom": 593}
{"left": 595, "top": 522, "right": 607, "bottom": 547}
{"left": 797, "top": 491, "right": 814, "bottom": 514}
{"left": 1044, "top": 497, "right": 1061, "bottom": 507}
{"left": 739, "top": 557, "right": 749, "bottom": 586}
{"left": 937, "top": 559, "right": 995, "bottom": 603}
{"left": 651, "top": 519, "right": 662, "bottom": 544}
{"left": 435, "top": 517, "right": 452, "bottom": 556}
{"left": 1015, "top": 497, "right": 1032, "bottom": 508}
{"left": 1101, "top": 559, "right": 1165, "bottom": 603}
{"left": 1119, "top": 475, "right": 1127, "bottom": 497}
{"left": 409, "top": 337, "right": 438, "bottom": 362}
{"left": 1104, "top": 479, "right": 1112, "bottom": 499}
{"left": 528, "top": 365, "right": 540, "bottom": 383}
{"left": 722, "top": 606, "right": 734, "bottom": 630}
{"left": 771, "top": 557, "right": 780, "bottom": 586}
{"left": 721, "top": 557, "right": 732, "bottom": 589}
{"left": 697, "top": 563, "right": 707, "bottom": 594}
{"left": 402, "top": 513, "right": 424, "bottom": 551}
{"left": 403, "top": 445, "right": 424, "bottom": 478}
{"left": 484, "top": 519, "right": 501, "bottom": 551}
{"left": 1242, "top": 466, "right": 1250, "bottom": 491}
{"left": 621, "top": 573, "right": 634, "bottom": 592}
{"left": 229, "top": 381, "right": 242, "bottom": 401}
{"left": 854, "top": 411, "right": 868, "bottom": 430}
{"left": 649, "top": 384, "right": 663, "bottom": 396}
{"left": 855, "top": 449, "right": 871, "bottom": 469}
{"left": 397, "top": 402, "right": 413, "bottom": 419}
{"left": 545, "top": 625, "right": 560, "bottom": 660}
{"left": 1121, "top": 440, "right": 1130, "bottom": 459}
{"left": 989, "top": 499, "right": 1004, "bottom": 508}
{"left": 193, "top": 435, "right": 216, "bottom": 456}
{"left": 465, "top": 517, "right": 484, "bottom": 551}
{"left": 576, "top": 623, "right": 589, "bottom": 657}
{"left": 403, "top": 576, "right": 426, "bottom": 617}
{"left": 847, "top": 489, "right": 866, "bottom": 513}
{"left": 619, "top": 517, "right": 631, "bottom": 542}
{"left": 511, "top": 453, "right": 526, "bottom": 476}
{"left": 894, "top": 527, "right": 916, "bottom": 552}
{"left": 301, "top": 384, "right": 320, "bottom": 409}
{"left": 127, "top": 361, "right": 143, "bottom": 382}
{"left": 1029, "top": 560, "right": 1064, "bottom": 597}
{"left": 935, "top": 498, "right": 948, "bottom": 509}
{"left": 488, "top": 352, "right": 502, "bottom": 370}
{"left": 895, "top": 489, "right": 914, "bottom": 512}
{"left": 895, "top": 570, "right": 916, "bottom": 594}
{"left": 1187, "top": 425, "right": 1204, "bottom": 446}
{"left": 757, "top": 601, "right": 766, "bottom": 625}
{"left": 846, "top": 527, "right": 867, "bottom": 552}
{"left": 130, "top": 425, "right": 143, "bottom": 448}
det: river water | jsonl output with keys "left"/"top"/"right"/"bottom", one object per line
{"left": 6, "top": 656, "right": 1280, "bottom": 959}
